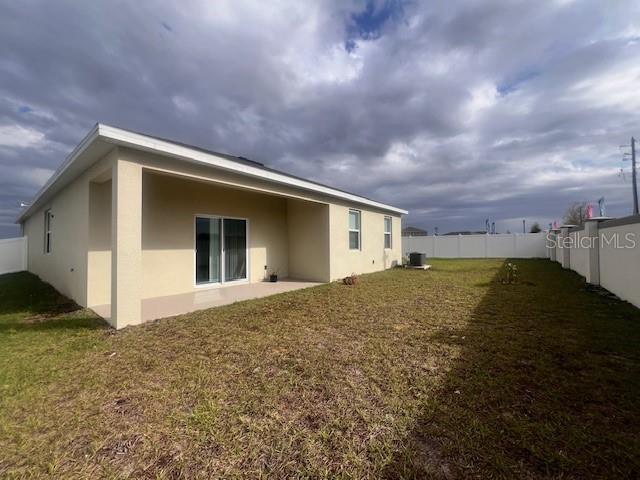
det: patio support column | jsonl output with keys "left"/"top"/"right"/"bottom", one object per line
{"left": 111, "top": 158, "right": 142, "bottom": 329}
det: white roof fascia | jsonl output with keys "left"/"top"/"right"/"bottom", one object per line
{"left": 98, "top": 124, "right": 408, "bottom": 215}
{"left": 16, "top": 124, "right": 100, "bottom": 223}
{"left": 17, "top": 123, "right": 408, "bottom": 223}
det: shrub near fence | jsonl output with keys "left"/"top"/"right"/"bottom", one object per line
{"left": 0, "top": 237, "right": 28, "bottom": 275}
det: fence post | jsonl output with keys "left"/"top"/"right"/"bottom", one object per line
{"left": 548, "top": 229, "right": 558, "bottom": 261}
{"left": 560, "top": 226, "right": 572, "bottom": 269}
{"left": 484, "top": 233, "right": 489, "bottom": 258}
{"left": 583, "top": 217, "right": 611, "bottom": 285}
{"left": 584, "top": 219, "right": 599, "bottom": 285}
{"left": 22, "top": 236, "right": 28, "bottom": 271}
{"left": 457, "top": 234, "right": 462, "bottom": 257}
{"left": 513, "top": 233, "right": 518, "bottom": 257}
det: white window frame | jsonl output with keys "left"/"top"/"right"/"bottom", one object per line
{"left": 384, "top": 216, "right": 392, "bottom": 250}
{"left": 44, "top": 209, "right": 52, "bottom": 254}
{"left": 348, "top": 209, "right": 361, "bottom": 251}
{"left": 193, "top": 214, "right": 250, "bottom": 288}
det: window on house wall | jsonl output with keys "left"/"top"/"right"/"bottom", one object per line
{"left": 349, "top": 209, "right": 361, "bottom": 250}
{"left": 384, "top": 216, "right": 392, "bottom": 249}
{"left": 44, "top": 209, "right": 53, "bottom": 253}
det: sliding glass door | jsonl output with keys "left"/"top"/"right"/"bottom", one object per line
{"left": 195, "top": 216, "right": 247, "bottom": 285}
{"left": 195, "top": 217, "right": 221, "bottom": 285}
{"left": 223, "top": 218, "right": 247, "bottom": 281}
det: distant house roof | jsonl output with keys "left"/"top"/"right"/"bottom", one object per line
{"left": 402, "top": 226, "right": 428, "bottom": 236}
{"left": 18, "top": 124, "right": 408, "bottom": 222}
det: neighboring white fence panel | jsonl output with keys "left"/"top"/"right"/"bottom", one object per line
{"left": 598, "top": 221, "right": 640, "bottom": 308}
{"left": 486, "top": 235, "right": 515, "bottom": 257}
{"left": 569, "top": 230, "right": 589, "bottom": 279}
{"left": 549, "top": 216, "right": 640, "bottom": 308}
{"left": 460, "top": 235, "right": 485, "bottom": 258}
{"left": 0, "top": 236, "right": 27, "bottom": 275}
{"left": 516, "top": 233, "right": 549, "bottom": 258}
{"left": 435, "top": 236, "right": 458, "bottom": 257}
{"left": 402, "top": 233, "right": 547, "bottom": 259}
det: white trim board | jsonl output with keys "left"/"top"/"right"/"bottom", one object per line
{"left": 99, "top": 125, "right": 407, "bottom": 215}
{"left": 17, "top": 124, "right": 407, "bottom": 223}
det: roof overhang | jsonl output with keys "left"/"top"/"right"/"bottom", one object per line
{"left": 17, "top": 124, "right": 408, "bottom": 223}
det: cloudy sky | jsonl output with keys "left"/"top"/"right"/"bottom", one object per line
{"left": 1, "top": 0, "right": 640, "bottom": 237}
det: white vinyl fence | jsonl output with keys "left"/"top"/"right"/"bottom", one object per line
{"left": 0, "top": 236, "right": 28, "bottom": 275}
{"left": 403, "top": 218, "right": 640, "bottom": 309}
{"left": 550, "top": 215, "right": 640, "bottom": 308}
{"left": 402, "top": 232, "right": 547, "bottom": 259}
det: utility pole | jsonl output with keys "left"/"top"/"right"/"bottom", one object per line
{"left": 522, "top": 219, "right": 525, "bottom": 233}
{"left": 632, "top": 137, "right": 639, "bottom": 215}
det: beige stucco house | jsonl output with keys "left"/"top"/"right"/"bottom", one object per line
{"left": 17, "top": 124, "right": 406, "bottom": 329}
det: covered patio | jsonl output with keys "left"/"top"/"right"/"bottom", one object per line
{"left": 86, "top": 149, "right": 331, "bottom": 328}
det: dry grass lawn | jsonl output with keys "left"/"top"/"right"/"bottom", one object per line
{"left": 1, "top": 259, "right": 639, "bottom": 478}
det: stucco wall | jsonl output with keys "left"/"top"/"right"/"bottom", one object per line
{"left": 122, "top": 147, "right": 402, "bottom": 286}
{"left": 286, "top": 199, "right": 330, "bottom": 282}
{"left": 140, "top": 173, "right": 398, "bottom": 291}
{"left": 140, "top": 171, "right": 290, "bottom": 298}
{"left": 328, "top": 203, "right": 402, "bottom": 280}
{"left": 22, "top": 145, "right": 405, "bottom": 320}
{"left": 23, "top": 176, "right": 89, "bottom": 304}
{"left": 87, "top": 180, "right": 112, "bottom": 307}
{"left": 22, "top": 150, "right": 116, "bottom": 307}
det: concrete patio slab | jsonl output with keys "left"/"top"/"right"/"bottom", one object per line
{"left": 92, "top": 279, "right": 323, "bottom": 324}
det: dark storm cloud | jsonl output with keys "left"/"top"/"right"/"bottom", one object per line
{"left": 1, "top": 0, "right": 639, "bottom": 237}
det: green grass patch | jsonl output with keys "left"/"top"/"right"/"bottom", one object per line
{"left": 0, "top": 261, "right": 639, "bottom": 478}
